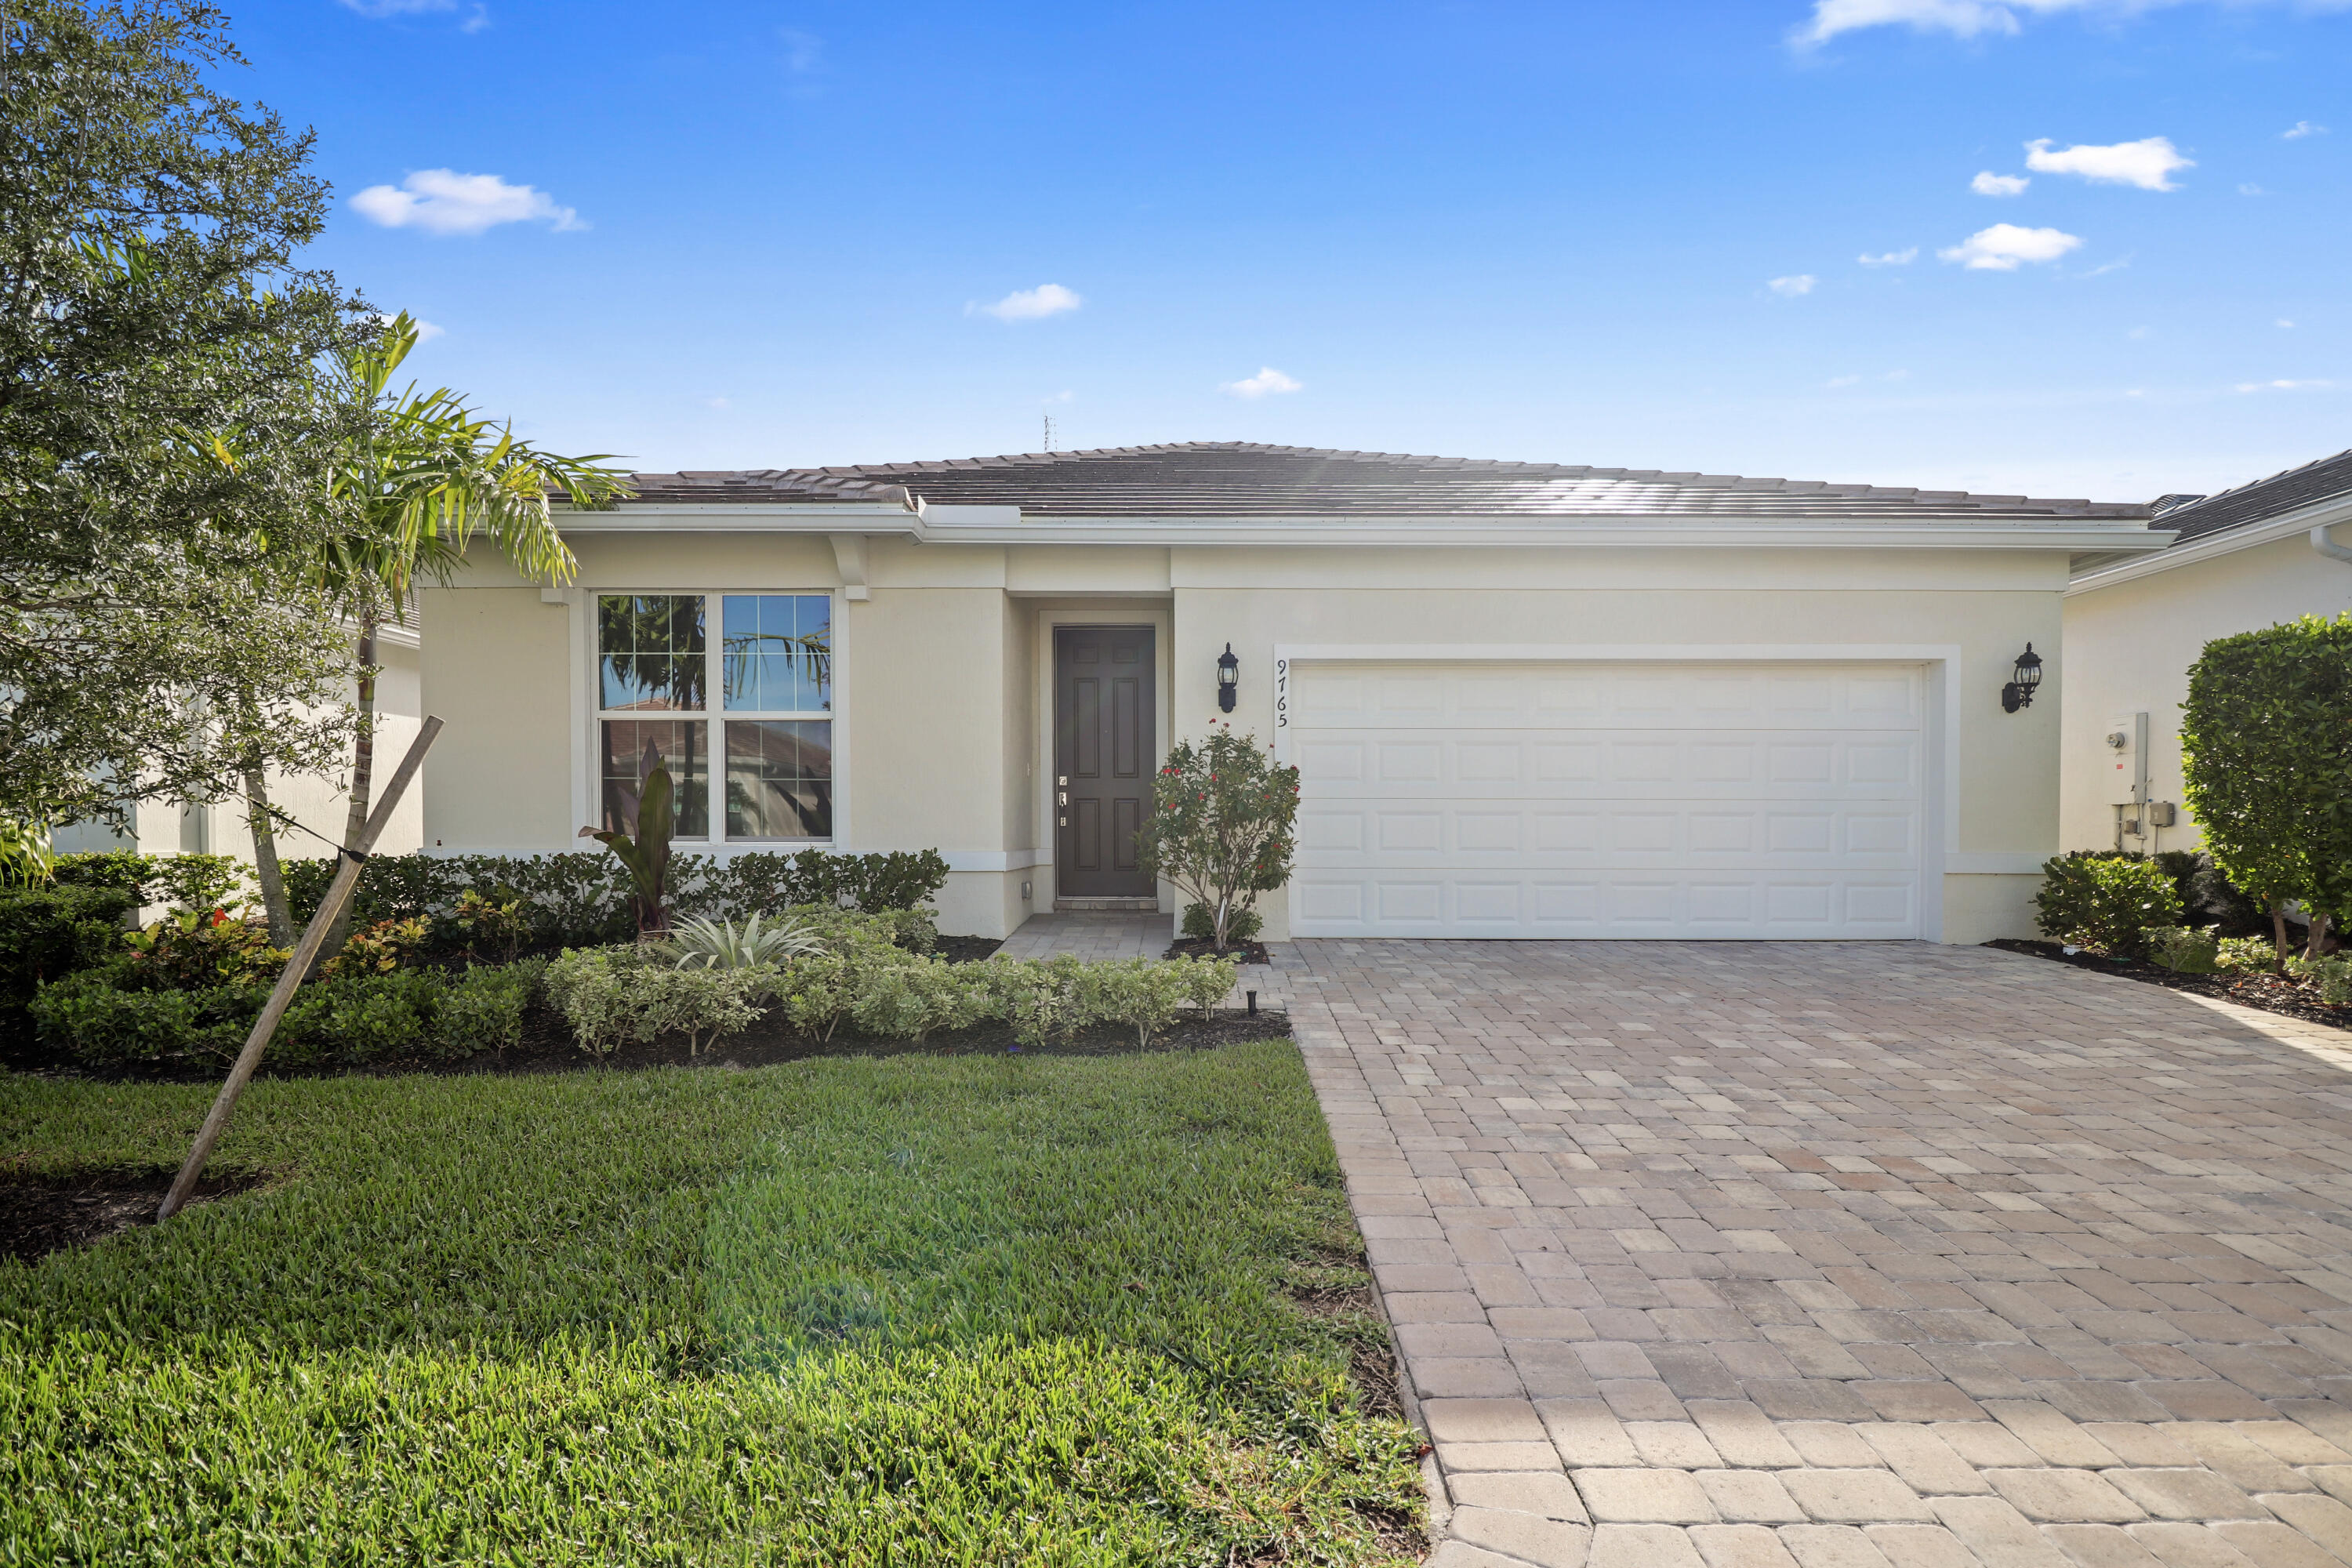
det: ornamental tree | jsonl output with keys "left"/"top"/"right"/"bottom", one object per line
{"left": 2180, "top": 613, "right": 2352, "bottom": 965}
{"left": 1134, "top": 724, "right": 1301, "bottom": 953}
{"left": 0, "top": 0, "right": 371, "bottom": 829}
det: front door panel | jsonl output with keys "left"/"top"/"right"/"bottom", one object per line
{"left": 1054, "top": 626, "right": 1156, "bottom": 898}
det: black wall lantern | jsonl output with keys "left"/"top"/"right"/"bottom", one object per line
{"left": 1216, "top": 643, "right": 1240, "bottom": 713}
{"left": 2001, "top": 643, "right": 2043, "bottom": 713}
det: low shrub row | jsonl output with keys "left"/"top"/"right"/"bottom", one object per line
{"left": 279, "top": 848, "right": 951, "bottom": 946}
{"left": 545, "top": 918, "right": 1240, "bottom": 1058}
{"left": 31, "top": 959, "right": 544, "bottom": 1072}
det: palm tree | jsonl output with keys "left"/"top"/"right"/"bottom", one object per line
{"left": 296, "top": 314, "right": 630, "bottom": 951}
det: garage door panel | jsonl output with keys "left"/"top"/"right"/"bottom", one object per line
{"left": 1296, "top": 664, "right": 1922, "bottom": 731}
{"left": 1296, "top": 799, "right": 1919, "bottom": 868}
{"left": 1290, "top": 659, "right": 1925, "bottom": 939}
{"left": 1300, "top": 728, "right": 1919, "bottom": 798}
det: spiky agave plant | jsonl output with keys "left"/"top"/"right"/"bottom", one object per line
{"left": 669, "top": 912, "right": 828, "bottom": 970}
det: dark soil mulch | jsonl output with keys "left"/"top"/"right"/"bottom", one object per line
{"left": 1162, "top": 937, "right": 1272, "bottom": 965}
{"left": 935, "top": 935, "right": 1004, "bottom": 964}
{"left": 1987, "top": 938, "right": 2352, "bottom": 1032}
{"left": 1, "top": 1167, "right": 263, "bottom": 1264}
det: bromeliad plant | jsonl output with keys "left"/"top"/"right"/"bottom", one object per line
{"left": 581, "top": 758, "right": 680, "bottom": 938}
{"left": 669, "top": 913, "right": 827, "bottom": 971}
{"left": 1135, "top": 725, "right": 1301, "bottom": 954}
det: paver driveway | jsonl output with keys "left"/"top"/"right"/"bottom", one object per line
{"left": 1273, "top": 939, "right": 2352, "bottom": 1568}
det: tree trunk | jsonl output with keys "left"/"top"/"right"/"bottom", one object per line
{"left": 241, "top": 752, "right": 293, "bottom": 948}
{"left": 2308, "top": 909, "right": 2335, "bottom": 963}
{"left": 319, "top": 610, "right": 379, "bottom": 962}
{"left": 2272, "top": 897, "right": 2292, "bottom": 975}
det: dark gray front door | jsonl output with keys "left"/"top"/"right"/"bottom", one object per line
{"left": 1054, "top": 626, "right": 1156, "bottom": 898}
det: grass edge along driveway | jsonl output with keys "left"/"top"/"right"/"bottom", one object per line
{"left": 0, "top": 1040, "right": 1423, "bottom": 1566}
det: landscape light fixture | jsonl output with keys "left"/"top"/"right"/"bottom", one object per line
{"left": 2001, "top": 644, "right": 2043, "bottom": 713}
{"left": 1217, "top": 643, "right": 1240, "bottom": 713}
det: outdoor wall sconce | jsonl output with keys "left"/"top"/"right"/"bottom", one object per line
{"left": 1217, "top": 643, "right": 1240, "bottom": 713}
{"left": 2001, "top": 644, "right": 2043, "bottom": 713}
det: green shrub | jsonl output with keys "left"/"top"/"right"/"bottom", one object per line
{"left": 1181, "top": 902, "right": 1263, "bottom": 945}
{"left": 2034, "top": 852, "right": 2184, "bottom": 957}
{"left": 848, "top": 960, "right": 996, "bottom": 1043}
{"left": 2216, "top": 935, "right": 2278, "bottom": 974}
{"left": 51, "top": 849, "right": 243, "bottom": 911}
{"left": 2143, "top": 926, "right": 2220, "bottom": 974}
{"left": 123, "top": 906, "right": 287, "bottom": 989}
{"left": 543, "top": 947, "right": 769, "bottom": 1058}
{"left": 1181, "top": 956, "right": 1240, "bottom": 1016}
{"left": 278, "top": 849, "right": 954, "bottom": 949}
{"left": 0, "top": 883, "right": 138, "bottom": 1023}
{"left": 984, "top": 953, "right": 1092, "bottom": 1050}
{"left": 2296, "top": 955, "right": 2352, "bottom": 1006}
{"left": 446, "top": 887, "right": 530, "bottom": 963}
{"left": 1083, "top": 959, "right": 1195, "bottom": 1049}
{"left": 31, "top": 960, "right": 544, "bottom": 1072}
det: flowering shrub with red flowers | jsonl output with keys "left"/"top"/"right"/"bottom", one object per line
{"left": 1135, "top": 724, "right": 1301, "bottom": 953}
{"left": 123, "top": 907, "right": 289, "bottom": 989}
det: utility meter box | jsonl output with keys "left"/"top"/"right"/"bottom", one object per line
{"left": 2103, "top": 711, "right": 2149, "bottom": 806}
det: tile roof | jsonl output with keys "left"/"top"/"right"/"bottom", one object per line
{"left": 2149, "top": 446, "right": 2352, "bottom": 545}
{"left": 618, "top": 441, "right": 2149, "bottom": 522}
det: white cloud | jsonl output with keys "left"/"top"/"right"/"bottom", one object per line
{"left": 2234, "top": 379, "right": 2332, "bottom": 392}
{"left": 1938, "top": 223, "right": 2083, "bottom": 270}
{"left": 1827, "top": 374, "right": 1864, "bottom": 387}
{"left": 1221, "top": 366, "right": 1301, "bottom": 399}
{"left": 1798, "top": 0, "right": 2352, "bottom": 45}
{"left": 351, "top": 169, "right": 581, "bottom": 234}
{"left": 1767, "top": 274, "right": 1818, "bottom": 296}
{"left": 2024, "top": 136, "right": 2192, "bottom": 191}
{"left": 371, "top": 312, "right": 445, "bottom": 343}
{"left": 1972, "top": 171, "right": 2030, "bottom": 196}
{"left": 970, "top": 283, "right": 1082, "bottom": 321}
{"left": 703, "top": 397, "right": 730, "bottom": 410}
{"left": 2285, "top": 121, "right": 2328, "bottom": 139}
{"left": 2127, "top": 325, "right": 2152, "bottom": 339}
{"left": 2239, "top": 183, "right": 2270, "bottom": 196}
{"left": 1858, "top": 247, "right": 1918, "bottom": 266}
{"left": 2278, "top": 318, "right": 2296, "bottom": 328}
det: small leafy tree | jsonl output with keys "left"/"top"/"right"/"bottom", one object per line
{"left": 1135, "top": 724, "right": 1301, "bottom": 953}
{"left": 2181, "top": 614, "right": 2352, "bottom": 967}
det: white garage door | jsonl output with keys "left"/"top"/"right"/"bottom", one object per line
{"left": 1287, "top": 661, "right": 1925, "bottom": 939}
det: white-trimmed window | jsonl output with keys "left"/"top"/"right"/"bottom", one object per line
{"left": 595, "top": 592, "right": 833, "bottom": 842}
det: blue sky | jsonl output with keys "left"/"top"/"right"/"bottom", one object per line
{"left": 233, "top": 0, "right": 2347, "bottom": 501}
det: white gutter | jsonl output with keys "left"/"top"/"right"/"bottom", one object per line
{"left": 557, "top": 500, "right": 2168, "bottom": 554}
{"left": 2069, "top": 489, "right": 2352, "bottom": 595}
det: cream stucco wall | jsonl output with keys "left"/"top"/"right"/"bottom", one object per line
{"left": 2060, "top": 533, "right": 2352, "bottom": 855}
{"left": 419, "top": 533, "right": 2086, "bottom": 943}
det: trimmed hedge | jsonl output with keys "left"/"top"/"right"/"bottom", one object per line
{"left": 281, "top": 849, "right": 951, "bottom": 948}
{"left": 31, "top": 960, "right": 544, "bottom": 1073}
{"left": 0, "top": 884, "right": 140, "bottom": 1028}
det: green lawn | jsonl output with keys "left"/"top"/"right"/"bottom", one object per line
{"left": 0, "top": 1042, "right": 1422, "bottom": 1566}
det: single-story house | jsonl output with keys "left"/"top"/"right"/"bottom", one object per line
{"left": 2060, "top": 447, "right": 2352, "bottom": 857}
{"left": 419, "top": 442, "right": 2169, "bottom": 943}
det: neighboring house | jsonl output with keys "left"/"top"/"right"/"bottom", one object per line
{"left": 52, "top": 629, "right": 426, "bottom": 871}
{"left": 2061, "top": 448, "right": 2352, "bottom": 858}
{"left": 418, "top": 442, "right": 2167, "bottom": 942}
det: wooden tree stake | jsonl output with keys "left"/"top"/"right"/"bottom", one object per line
{"left": 158, "top": 716, "right": 445, "bottom": 1221}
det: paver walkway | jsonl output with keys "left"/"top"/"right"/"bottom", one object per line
{"left": 1274, "top": 939, "right": 2352, "bottom": 1568}
{"left": 995, "top": 911, "right": 1171, "bottom": 960}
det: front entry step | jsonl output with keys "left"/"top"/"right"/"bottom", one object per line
{"left": 1054, "top": 897, "right": 1160, "bottom": 913}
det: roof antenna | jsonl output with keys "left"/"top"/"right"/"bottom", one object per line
{"left": 1042, "top": 412, "right": 1055, "bottom": 452}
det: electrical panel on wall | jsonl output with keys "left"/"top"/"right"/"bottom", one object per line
{"left": 2103, "top": 711, "right": 2149, "bottom": 806}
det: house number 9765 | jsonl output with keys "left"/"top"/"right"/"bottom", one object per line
{"left": 1275, "top": 658, "right": 1288, "bottom": 728}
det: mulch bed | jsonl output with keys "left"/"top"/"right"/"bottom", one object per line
{"left": 1162, "top": 937, "right": 1272, "bottom": 965}
{"left": 1, "top": 1167, "right": 263, "bottom": 1264}
{"left": 935, "top": 935, "right": 1005, "bottom": 964}
{"left": 1986, "top": 938, "right": 2352, "bottom": 1032}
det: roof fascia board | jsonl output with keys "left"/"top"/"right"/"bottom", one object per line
{"left": 2066, "top": 491, "right": 2352, "bottom": 596}
{"left": 563, "top": 503, "right": 2167, "bottom": 552}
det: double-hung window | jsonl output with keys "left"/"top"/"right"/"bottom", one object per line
{"left": 596, "top": 593, "right": 833, "bottom": 841}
